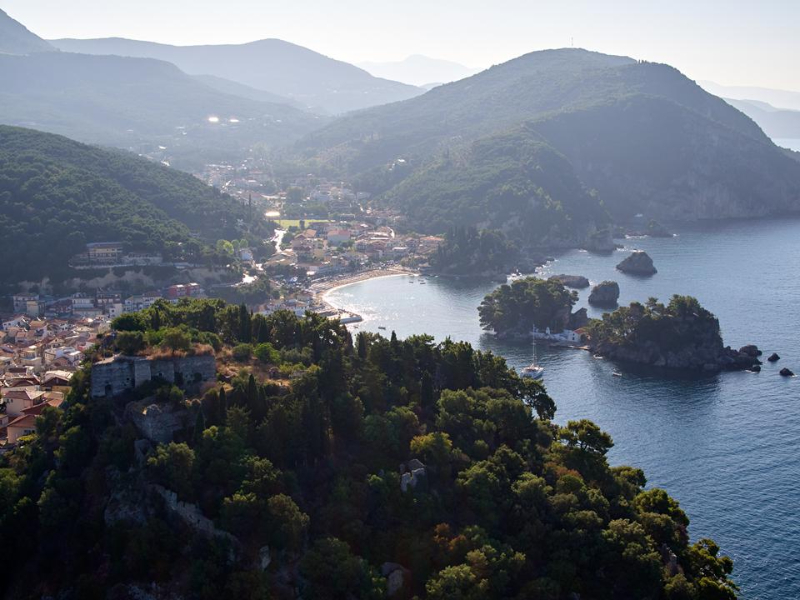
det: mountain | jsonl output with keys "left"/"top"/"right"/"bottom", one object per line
{"left": 0, "top": 51, "right": 325, "bottom": 170}
{"left": 192, "top": 74, "right": 304, "bottom": 109}
{"left": 295, "top": 49, "right": 800, "bottom": 237}
{"left": 0, "top": 8, "right": 54, "bottom": 55}
{"left": 725, "top": 98, "right": 800, "bottom": 139}
{"left": 358, "top": 54, "right": 480, "bottom": 86}
{"left": 50, "top": 37, "right": 423, "bottom": 114}
{"left": 0, "top": 125, "right": 270, "bottom": 286}
{"left": 701, "top": 81, "right": 800, "bottom": 112}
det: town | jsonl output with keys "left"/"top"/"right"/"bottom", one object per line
{"left": 0, "top": 175, "right": 447, "bottom": 449}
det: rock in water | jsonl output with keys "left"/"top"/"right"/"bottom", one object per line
{"left": 768, "top": 352, "right": 781, "bottom": 362}
{"left": 588, "top": 281, "right": 620, "bottom": 307}
{"left": 780, "top": 368, "right": 795, "bottom": 377}
{"left": 549, "top": 274, "right": 590, "bottom": 289}
{"left": 646, "top": 220, "right": 672, "bottom": 238}
{"left": 617, "top": 251, "right": 657, "bottom": 275}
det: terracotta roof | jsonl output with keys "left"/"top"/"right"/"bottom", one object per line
{"left": 7, "top": 414, "right": 37, "bottom": 429}
{"left": 2, "top": 389, "right": 45, "bottom": 402}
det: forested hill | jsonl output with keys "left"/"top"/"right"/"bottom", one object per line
{"left": 293, "top": 49, "right": 800, "bottom": 236}
{"left": 0, "top": 300, "right": 738, "bottom": 598}
{"left": 0, "top": 51, "right": 324, "bottom": 169}
{"left": 0, "top": 126, "right": 269, "bottom": 284}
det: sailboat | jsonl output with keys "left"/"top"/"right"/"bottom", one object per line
{"left": 521, "top": 335, "right": 544, "bottom": 380}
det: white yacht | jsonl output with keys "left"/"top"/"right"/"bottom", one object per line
{"left": 521, "top": 363, "right": 544, "bottom": 379}
{"left": 521, "top": 337, "right": 544, "bottom": 379}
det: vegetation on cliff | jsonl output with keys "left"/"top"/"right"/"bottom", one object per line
{"left": 0, "top": 299, "right": 737, "bottom": 599}
{"left": 430, "top": 226, "right": 517, "bottom": 276}
{"left": 479, "top": 277, "right": 579, "bottom": 337}
{"left": 586, "top": 295, "right": 757, "bottom": 371}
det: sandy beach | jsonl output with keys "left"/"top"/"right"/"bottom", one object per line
{"left": 312, "top": 267, "right": 415, "bottom": 297}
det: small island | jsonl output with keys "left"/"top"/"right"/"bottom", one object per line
{"left": 617, "top": 250, "right": 657, "bottom": 275}
{"left": 586, "top": 295, "right": 759, "bottom": 372}
{"left": 549, "top": 274, "right": 590, "bottom": 289}
{"left": 588, "top": 280, "right": 620, "bottom": 307}
{"left": 479, "top": 277, "right": 584, "bottom": 338}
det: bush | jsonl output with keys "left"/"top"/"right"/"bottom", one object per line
{"left": 232, "top": 344, "right": 253, "bottom": 362}
{"left": 254, "top": 342, "right": 279, "bottom": 364}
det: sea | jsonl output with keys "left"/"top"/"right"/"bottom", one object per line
{"left": 326, "top": 217, "right": 800, "bottom": 599}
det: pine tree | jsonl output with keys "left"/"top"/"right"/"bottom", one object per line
{"left": 357, "top": 332, "right": 368, "bottom": 360}
{"left": 239, "top": 304, "right": 252, "bottom": 342}
{"left": 193, "top": 409, "right": 206, "bottom": 445}
{"left": 219, "top": 386, "right": 228, "bottom": 421}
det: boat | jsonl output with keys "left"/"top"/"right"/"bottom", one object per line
{"left": 593, "top": 354, "right": 604, "bottom": 359}
{"left": 419, "top": 280, "right": 427, "bottom": 285}
{"left": 378, "top": 326, "right": 387, "bottom": 330}
{"left": 612, "top": 371, "right": 623, "bottom": 377}
{"left": 521, "top": 338, "right": 544, "bottom": 380}
{"left": 521, "top": 364, "right": 544, "bottom": 380}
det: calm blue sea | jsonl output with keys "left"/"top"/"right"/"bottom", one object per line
{"left": 327, "top": 217, "right": 800, "bottom": 599}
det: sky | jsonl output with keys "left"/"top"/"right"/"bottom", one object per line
{"left": 4, "top": 0, "right": 799, "bottom": 91}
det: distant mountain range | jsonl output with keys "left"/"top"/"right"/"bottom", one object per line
{"left": 0, "top": 51, "right": 325, "bottom": 170}
{"left": 701, "top": 81, "right": 800, "bottom": 112}
{"left": 50, "top": 37, "right": 423, "bottom": 114}
{"left": 724, "top": 98, "right": 800, "bottom": 140}
{"left": 295, "top": 49, "right": 800, "bottom": 241}
{"left": 0, "top": 8, "right": 53, "bottom": 54}
{"left": 358, "top": 54, "right": 480, "bottom": 87}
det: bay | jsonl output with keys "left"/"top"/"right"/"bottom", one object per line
{"left": 326, "top": 217, "right": 800, "bottom": 599}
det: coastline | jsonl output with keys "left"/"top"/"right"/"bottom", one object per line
{"left": 310, "top": 266, "right": 417, "bottom": 320}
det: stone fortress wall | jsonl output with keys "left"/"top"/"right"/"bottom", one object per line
{"left": 90, "top": 354, "right": 216, "bottom": 398}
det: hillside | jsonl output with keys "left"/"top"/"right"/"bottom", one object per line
{"left": 0, "top": 8, "right": 54, "bottom": 55}
{"left": 0, "top": 51, "right": 323, "bottom": 169}
{"left": 383, "top": 127, "right": 608, "bottom": 239}
{"left": 294, "top": 49, "right": 800, "bottom": 235}
{"left": 192, "top": 73, "right": 304, "bottom": 109}
{"left": 50, "top": 37, "right": 423, "bottom": 114}
{"left": 0, "top": 126, "right": 270, "bottom": 285}
{"left": 0, "top": 300, "right": 738, "bottom": 599}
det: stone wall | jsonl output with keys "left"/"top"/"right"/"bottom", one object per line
{"left": 91, "top": 354, "right": 216, "bottom": 398}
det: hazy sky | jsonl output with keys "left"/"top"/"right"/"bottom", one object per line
{"left": 4, "top": 0, "right": 799, "bottom": 90}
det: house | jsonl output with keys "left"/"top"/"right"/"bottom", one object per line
{"left": 326, "top": 229, "right": 352, "bottom": 246}
{"left": 2, "top": 389, "right": 46, "bottom": 416}
{"left": 12, "top": 294, "right": 38, "bottom": 313}
{"left": 85, "top": 242, "right": 124, "bottom": 264}
{"left": 43, "top": 371, "right": 73, "bottom": 388}
{"left": 166, "top": 283, "right": 203, "bottom": 301}
{"left": 2, "top": 316, "right": 28, "bottom": 331}
{"left": 44, "top": 347, "right": 83, "bottom": 367}
{"left": 6, "top": 414, "right": 37, "bottom": 444}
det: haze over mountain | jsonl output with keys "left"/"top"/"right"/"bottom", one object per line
{"left": 358, "top": 54, "right": 480, "bottom": 86}
{"left": 725, "top": 98, "right": 800, "bottom": 140}
{"left": 701, "top": 81, "right": 800, "bottom": 112}
{"left": 0, "top": 8, "right": 54, "bottom": 55}
{"left": 296, "top": 49, "right": 800, "bottom": 239}
{"left": 50, "top": 37, "right": 423, "bottom": 114}
{"left": 0, "top": 51, "right": 325, "bottom": 170}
